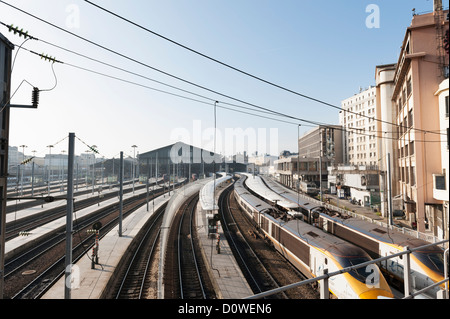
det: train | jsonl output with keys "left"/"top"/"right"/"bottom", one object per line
{"left": 234, "top": 174, "right": 394, "bottom": 299}
{"left": 259, "top": 175, "right": 447, "bottom": 299}
{"left": 313, "top": 207, "right": 446, "bottom": 298}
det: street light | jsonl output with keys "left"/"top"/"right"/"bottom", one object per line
{"left": 19, "top": 145, "right": 27, "bottom": 195}
{"left": 131, "top": 145, "right": 137, "bottom": 194}
{"left": 91, "top": 146, "right": 98, "bottom": 195}
{"left": 47, "top": 145, "right": 54, "bottom": 195}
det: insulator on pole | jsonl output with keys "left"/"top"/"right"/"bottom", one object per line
{"left": 32, "top": 87, "right": 39, "bottom": 108}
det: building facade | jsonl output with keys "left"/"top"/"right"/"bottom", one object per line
{"left": 275, "top": 125, "right": 343, "bottom": 191}
{"left": 433, "top": 78, "right": 449, "bottom": 239}
{"left": 340, "top": 86, "right": 378, "bottom": 166}
{"left": 375, "top": 64, "right": 399, "bottom": 218}
{"left": 391, "top": 7, "right": 449, "bottom": 234}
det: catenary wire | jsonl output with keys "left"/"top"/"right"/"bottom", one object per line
{"left": 0, "top": 1, "right": 446, "bottom": 138}
{"left": 81, "top": 0, "right": 447, "bottom": 137}
{"left": 16, "top": 44, "right": 444, "bottom": 144}
{"left": 4, "top": 27, "right": 443, "bottom": 142}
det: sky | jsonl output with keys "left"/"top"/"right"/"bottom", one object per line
{"left": 0, "top": 0, "right": 442, "bottom": 159}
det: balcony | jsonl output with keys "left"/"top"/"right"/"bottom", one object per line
{"left": 432, "top": 174, "right": 448, "bottom": 201}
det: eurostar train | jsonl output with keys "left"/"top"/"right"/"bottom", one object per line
{"left": 234, "top": 175, "right": 393, "bottom": 299}
{"left": 259, "top": 175, "right": 447, "bottom": 299}
{"left": 313, "top": 207, "right": 446, "bottom": 298}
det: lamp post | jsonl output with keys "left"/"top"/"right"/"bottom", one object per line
{"left": 91, "top": 145, "right": 97, "bottom": 195}
{"left": 297, "top": 124, "right": 301, "bottom": 212}
{"left": 47, "top": 145, "right": 54, "bottom": 195}
{"left": 19, "top": 145, "right": 27, "bottom": 195}
{"left": 31, "top": 150, "right": 37, "bottom": 196}
{"left": 131, "top": 145, "right": 137, "bottom": 194}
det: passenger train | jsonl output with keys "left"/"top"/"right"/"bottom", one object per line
{"left": 234, "top": 174, "right": 393, "bottom": 299}
{"left": 260, "top": 175, "right": 447, "bottom": 299}
{"left": 313, "top": 207, "right": 446, "bottom": 298}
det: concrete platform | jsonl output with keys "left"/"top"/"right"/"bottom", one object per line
{"left": 40, "top": 177, "right": 253, "bottom": 299}
{"left": 196, "top": 181, "right": 253, "bottom": 299}
{"left": 5, "top": 183, "right": 161, "bottom": 261}
{"left": 41, "top": 194, "right": 171, "bottom": 299}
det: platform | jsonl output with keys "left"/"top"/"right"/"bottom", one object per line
{"left": 196, "top": 179, "right": 253, "bottom": 299}
{"left": 41, "top": 194, "right": 171, "bottom": 299}
{"left": 5, "top": 182, "right": 161, "bottom": 261}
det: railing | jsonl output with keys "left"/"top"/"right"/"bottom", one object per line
{"left": 245, "top": 240, "right": 449, "bottom": 300}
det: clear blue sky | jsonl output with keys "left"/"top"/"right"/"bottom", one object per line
{"left": 0, "top": 0, "right": 441, "bottom": 159}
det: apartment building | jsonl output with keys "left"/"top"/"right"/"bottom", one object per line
{"left": 391, "top": 5, "right": 449, "bottom": 234}
{"left": 340, "top": 86, "right": 378, "bottom": 166}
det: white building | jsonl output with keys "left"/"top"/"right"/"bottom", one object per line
{"left": 340, "top": 86, "right": 378, "bottom": 166}
{"left": 375, "top": 64, "right": 399, "bottom": 219}
{"left": 433, "top": 78, "right": 449, "bottom": 240}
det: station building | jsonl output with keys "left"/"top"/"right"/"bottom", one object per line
{"left": 138, "top": 142, "right": 247, "bottom": 180}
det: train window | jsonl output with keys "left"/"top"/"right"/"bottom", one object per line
{"left": 324, "top": 258, "right": 328, "bottom": 265}
{"left": 334, "top": 255, "right": 373, "bottom": 283}
{"left": 413, "top": 249, "right": 445, "bottom": 275}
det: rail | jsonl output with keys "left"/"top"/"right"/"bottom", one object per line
{"left": 245, "top": 240, "right": 449, "bottom": 300}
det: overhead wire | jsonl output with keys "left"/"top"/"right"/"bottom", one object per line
{"left": 2, "top": 34, "right": 433, "bottom": 142}
{"left": 5, "top": 29, "right": 443, "bottom": 144}
{"left": 1, "top": 1, "right": 446, "bottom": 139}
{"left": 16, "top": 42, "right": 443, "bottom": 144}
{"left": 81, "top": 0, "right": 447, "bottom": 137}
{"left": 0, "top": 26, "right": 444, "bottom": 142}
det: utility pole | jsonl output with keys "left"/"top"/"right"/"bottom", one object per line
{"left": 319, "top": 127, "right": 323, "bottom": 203}
{"left": 387, "top": 153, "right": 394, "bottom": 226}
{"left": 131, "top": 145, "right": 137, "bottom": 194}
{"left": 65, "top": 133, "right": 75, "bottom": 299}
{"left": 119, "top": 151, "right": 124, "bottom": 236}
{"left": 0, "top": 32, "right": 14, "bottom": 300}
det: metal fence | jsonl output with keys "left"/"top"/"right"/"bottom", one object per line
{"left": 245, "top": 241, "right": 449, "bottom": 300}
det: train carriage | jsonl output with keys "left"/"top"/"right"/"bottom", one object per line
{"left": 259, "top": 175, "right": 446, "bottom": 298}
{"left": 314, "top": 209, "right": 446, "bottom": 298}
{"left": 233, "top": 174, "right": 393, "bottom": 299}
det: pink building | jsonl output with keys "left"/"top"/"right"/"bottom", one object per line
{"left": 391, "top": 3, "right": 449, "bottom": 234}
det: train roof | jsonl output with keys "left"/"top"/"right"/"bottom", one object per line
{"left": 234, "top": 176, "right": 273, "bottom": 213}
{"left": 318, "top": 210, "right": 442, "bottom": 250}
{"left": 236, "top": 175, "right": 371, "bottom": 260}
{"left": 199, "top": 174, "right": 233, "bottom": 210}
{"left": 269, "top": 211, "right": 370, "bottom": 258}
{"left": 243, "top": 174, "right": 298, "bottom": 210}
{"left": 261, "top": 176, "right": 321, "bottom": 212}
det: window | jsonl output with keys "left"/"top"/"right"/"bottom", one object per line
{"left": 410, "top": 167, "right": 416, "bottom": 186}
{"left": 435, "top": 175, "right": 445, "bottom": 190}
{"left": 406, "top": 165, "right": 409, "bottom": 184}
{"left": 446, "top": 96, "right": 449, "bottom": 118}
{"left": 407, "top": 77, "right": 412, "bottom": 97}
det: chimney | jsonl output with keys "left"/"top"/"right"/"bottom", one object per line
{"left": 434, "top": 0, "right": 442, "bottom": 12}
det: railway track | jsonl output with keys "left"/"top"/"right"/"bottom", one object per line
{"left": 5, "top": 188, "right": 166, "bottom": 299}
{"left": 164, "top": 193, "right": 216, "bottom": 299}
{"left": 113, "top": 202, "right": 167, "bottom": 299}
{"left": 5, "top": 184, "right": 146, "bottom": 241}
{"left": 220, "top": 183, "right": 319, "bottom": 299}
